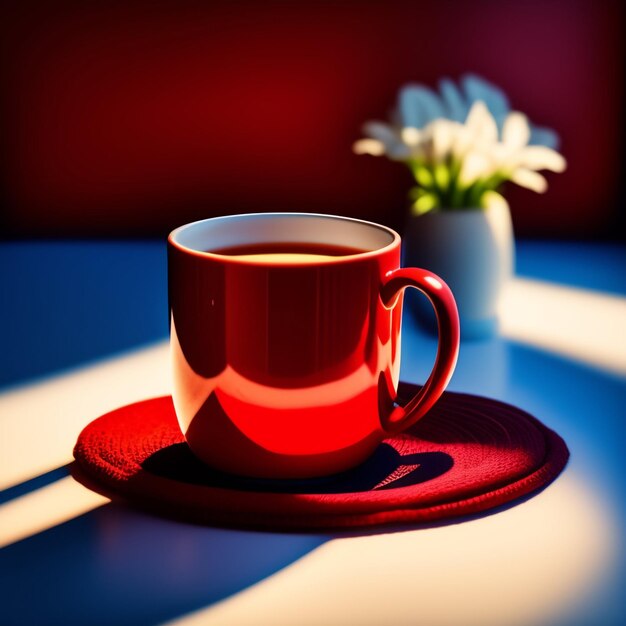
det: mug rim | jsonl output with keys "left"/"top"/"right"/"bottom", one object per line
{"left": 168, "top": 212, "right": 401, "bottom": 266}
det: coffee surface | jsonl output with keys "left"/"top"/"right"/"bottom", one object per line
{"left": 208, "top": 242, "right": 368, "bottom": 263}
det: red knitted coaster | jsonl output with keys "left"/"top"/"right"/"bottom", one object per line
{"left": 73, "top": 383, "right": 569, "bottom": 530}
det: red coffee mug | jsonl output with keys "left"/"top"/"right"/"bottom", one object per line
{"left": 168, "top": 213, "right": 459, "bottom": 478}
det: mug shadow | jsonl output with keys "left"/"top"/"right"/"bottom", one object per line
{"left": 142, "top": 442, "right": 454, "bottom": 494}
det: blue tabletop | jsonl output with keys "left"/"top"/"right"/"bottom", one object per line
{"left": 1, "top": 239, "right": 625, "bottom": 626}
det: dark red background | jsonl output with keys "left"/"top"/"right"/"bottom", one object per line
{"left": 1, "top": 0, "right": 624, "bottom": 239}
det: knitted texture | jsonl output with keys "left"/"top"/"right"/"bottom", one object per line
{"left": 73, "top": 383, "right": 569, "bottom": 530}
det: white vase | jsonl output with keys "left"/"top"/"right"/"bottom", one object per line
{"left": 403, "top": 203, "right": 514, "bottom": 340}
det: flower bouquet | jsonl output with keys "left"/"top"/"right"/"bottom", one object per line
{"left": 353, "top": 74, "right": 566, "bottom": 214}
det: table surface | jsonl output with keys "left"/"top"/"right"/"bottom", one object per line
{"left": 1, "top": 240, "right": 625, "bottom": 626}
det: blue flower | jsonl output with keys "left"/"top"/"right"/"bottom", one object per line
{"left": 396, "top": 74, "right": 559, "bottom": 149}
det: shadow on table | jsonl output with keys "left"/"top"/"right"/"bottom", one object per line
{"left": 0, "top": 501, "right": 327, "bottom": 626}
{"left": 505, "top": 341, "right": 626, "bottom": 487}
{"left": 502, "top": 341, "right": 626, "bottom": 626}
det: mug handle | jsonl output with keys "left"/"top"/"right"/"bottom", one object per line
{"left": 380, "top": 267, "right": 460, "bottom": 434}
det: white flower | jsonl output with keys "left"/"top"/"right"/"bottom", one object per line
{"left": 502, "top": 112, "right": 530, "bottom": 151}
{"left": 353, "top": 121, "right": 416, "bottom": 160}
{"left": 352, "top": 138, "right": 386, "bottom": 157}
{"left": 492, "top": 111, "right": 566, "bottom": 192}
{"left": 459, "top": 150, "right": 495, "bottom": 186}
{"left": 429, "top": 119, "right": 459, "bottom": 162}
{"left": 509, "top": 145, "right": 567, "bottom": 172}
{"left": 464, "top": 101, "right": 499, "bottom": 151}
{"left": 510, "top": 168, "right": 548, "bottom": 193}
{"left": 401, "top": 126, "right": 422, "bottom": 146}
